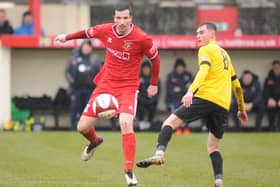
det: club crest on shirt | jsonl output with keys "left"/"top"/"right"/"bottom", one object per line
{"left": 123, "top": 40, "right": 132, "bottom": 50}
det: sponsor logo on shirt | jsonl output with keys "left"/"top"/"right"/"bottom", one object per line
{"left": 107, "top": 47, "right": 130, "bottom": 61}
{"left": 107, "top": 37, "right": 112, "bottom": 43}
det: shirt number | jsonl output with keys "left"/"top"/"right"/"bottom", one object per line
{"left": 220, "top": 50, "right": 229, "bottom": 70}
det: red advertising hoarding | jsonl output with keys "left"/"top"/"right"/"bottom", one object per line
{"left": 1, "top": 35, "right": 280, "bottom": 49}
{"left": 197, "top": 6, "right": 238, "bottom": 36}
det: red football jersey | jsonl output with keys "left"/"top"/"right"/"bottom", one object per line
{"left": 84, "top": 23, "right": 158, "bottom": 89}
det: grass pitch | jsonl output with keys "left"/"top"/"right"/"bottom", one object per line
{"left": 0, "top": 131, "right": 279, "bottom": 187}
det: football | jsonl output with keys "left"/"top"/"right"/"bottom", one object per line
{"left": 92, "top": 93, "right": 119, "bottom": 119}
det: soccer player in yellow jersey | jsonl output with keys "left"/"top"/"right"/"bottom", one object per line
{"left": 136, "top": 22, "right": 249, "bottom": 187}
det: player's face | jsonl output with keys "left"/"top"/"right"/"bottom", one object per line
{"left": 196, "top": 25, "right": 214, "bottom": 47}
{"left": 114, "top": 9, "right": 132, "bottom": 36}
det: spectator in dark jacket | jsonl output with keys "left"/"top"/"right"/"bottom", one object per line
{"left": 137, "top": 60, "right": 160, "bottom": 131}
{"left": 231, "top": 70, "right": 265, "bottom": 131}
{"left": 66, "top": 40, "right": 101, "bottom": 130}
{"left": 263, "top": 60, "right": 280, "bottom": 131}
{"left": 0, "top": 9, "right": 13, "bottom": 34}
{"left": 165, "top": 58, "right": 193, "bottom": 112}
{"left": 165, "top": 58, "right": 193, "bottom": 134}
{"left": 14, "top": 11, "right": 45, "bottom": 36}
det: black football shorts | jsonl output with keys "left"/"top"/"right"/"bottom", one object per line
{"left": 174, "top": 97, "right": 228, "bottom": 139}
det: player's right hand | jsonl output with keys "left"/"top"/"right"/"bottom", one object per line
{"left": 181, "top": 91, "right": 193, "bottom": 108}
{"left": 147, "top": 85, "right": 158, "bottom": 98}
{"left": 237, "top": 111, "right": 248, "bottom": 126}
{"left": 55, "top": 34, "right": 67, "bottom": 43}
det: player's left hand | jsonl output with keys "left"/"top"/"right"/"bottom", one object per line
{"left": 147, "top": 85, "right": 158, "bottom": 98}
{"left": 55, "top": 34, "right": 67, "bottom": 43}
{"left": 237, "top": 110, "right": 249, "bottom": 126}
{"left": 181, "top": 91, "right": 193, "bottom": 108}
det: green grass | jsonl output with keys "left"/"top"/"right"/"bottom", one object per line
{"left": 0, "top": 132, "right": 279, "bottom": 187}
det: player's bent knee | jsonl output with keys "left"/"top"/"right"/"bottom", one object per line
{"left": 119, "top": 113, "right": 134, "bottom": 134}
{"left": 119, "top": 121, "right": 134, "bottom": 134}
{"left": 161, "top": 123, "right": 173, "bottom": 130}
{"left": 208, "top": 145, "right": 219, "bottom": 154}
{"left": 162, "top": 114, "right": 183, "bottom": 130}
{"left": 76, "top": 125, "right": 83, "bottom": 133}
{"left": 77, "top": 123, "right": 87, "bottom": 133}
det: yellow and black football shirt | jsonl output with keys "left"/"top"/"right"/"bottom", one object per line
{"left": 189, "top": 41, "right": 237, "bottom": 111}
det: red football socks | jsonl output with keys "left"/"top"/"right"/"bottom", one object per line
{"left": 122, "top": 133, "right": 136, "bottom": 172}
{"left": 81, "top": 127, "right": 98, "bottom": 145}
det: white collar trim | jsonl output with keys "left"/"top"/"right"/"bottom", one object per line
{"left": 112, "top": 24, "right": 134, "bottom": 38}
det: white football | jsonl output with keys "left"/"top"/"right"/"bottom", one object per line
{"left": 92, "top": 93, "right": 119, "bottom": 119}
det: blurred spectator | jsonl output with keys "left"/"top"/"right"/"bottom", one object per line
{"left": 166, "top": 58, "right": 193, "bottom": 112}
{"left": 65, "top": 40, "right": 101, "bottom": 130}
{"left": 165, "top": 58, "right": 193, "bottom": 134}
{"left": 263, "top": 60, "right": 280, "bottom": 131}
{"left": 13, "top": 11, "right": 45, "bottom": 36}
{"left": 0, "top": 9, "right": 13, "bottom": 34}
{"left": 231, "top": 70, "right": 265, "bottom": 131}
{"left": 137, "top": 60, "right": 160, "bottom": 131}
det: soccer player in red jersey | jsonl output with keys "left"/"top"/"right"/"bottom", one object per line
{"left": 55, "top": 4, "right": 160, "bottom": 186}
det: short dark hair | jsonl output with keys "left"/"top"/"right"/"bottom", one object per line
{"left": 0, "top": 9, "right": 6, "bottom": 13}
{"left": 199, "top": 22, "right": 217, "bottom": 32}
{"left": 272, "top": 59, "right": 280, "bottom": 66}
{"left": 114, "top": 3, "right": 133, "bottom": 16}
{"left": 23, "top": 11, "right": 32, "bottom": 17}
{"left": 242, "top": 70, "right": 253, "bottom": 75}
{"left": 141, "top": 60, "right": 151, "bottom": 68}
{"left": 80, "top": 39, "right": 92, "bottom": 47}
{"left": 174, "top": 58, "right": 186, "bottom": 69}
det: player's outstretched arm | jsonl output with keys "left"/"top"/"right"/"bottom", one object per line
{"left": 183, "top": 63, "right": 209, "bottom": 108}
{"left": 232, "top": 78, "right": 249, "bottom": 126}
{"left": 55, "top": 29, "right": 89, "bottom": 43}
